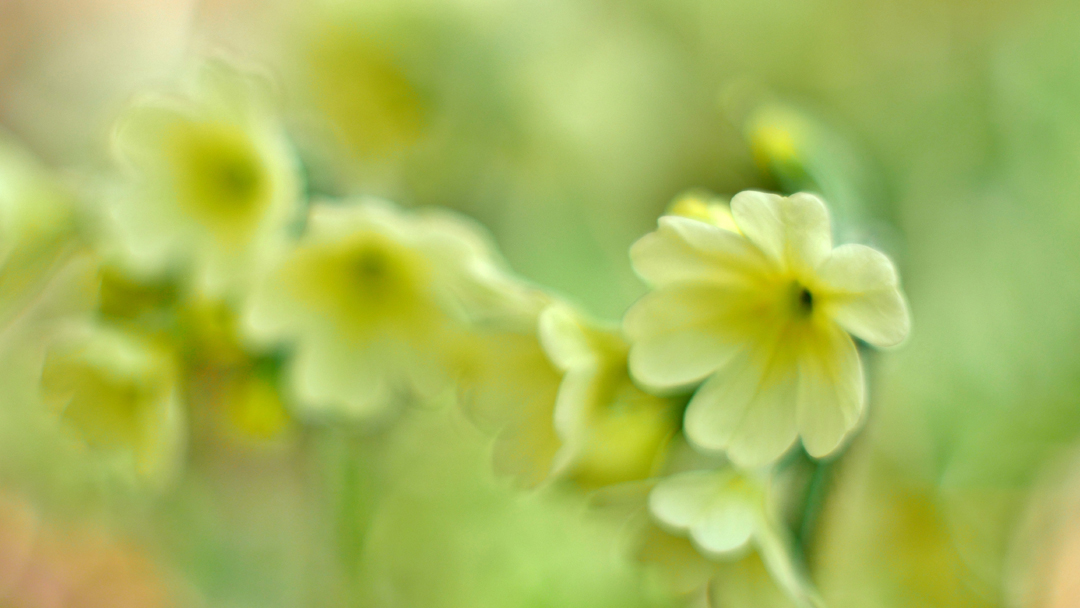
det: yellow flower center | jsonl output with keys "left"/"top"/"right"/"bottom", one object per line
{"left": 169, "top": 122, "right": 269, "bottom": 234}
{"left": 41, "top": 352, "right": 163, "bottom": 450}
{"left": 285, "top": 232, "right": 440, "bottom": 339}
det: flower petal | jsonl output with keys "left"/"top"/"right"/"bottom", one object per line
{"left": 649, "top": 470, "right": 758, "bottom": 555}
{"left": 796, "top": 322, "right": 865, "bottom": 458}
{"left": 649, "top": 470, "right": 719, "bottom": 529}
{"left": 289, "top": 338, "right": 396, "bottom": 420}
{"left": 684, "top": 344, "right": 799, "bottom": 468}
{"left": 817, "top": 243, "right": 910, "bottom": 347}
{"left": 730, "top": 191, "right": 832, "bottom": 273}
{"left": 693, "top": 493, "right": 757, "bottom": 555}
{"left": 537, "top": 304, "right": 593, "bottom": 371}
{"left": 630, "top": 215, "right": 770, "bottom": 288}
{"left": 624, "top": 284, "right": 748, "bottom": 390}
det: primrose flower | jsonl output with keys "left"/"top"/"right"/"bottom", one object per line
{"left": 243, "top": 198, "right": 501, "bottom": 421}
{"left": 538, "top": 304, "right": 679, "bottom": 488}
{"left": 666, "top": 190, "right": 739, "bottom": 233}
{"left": 625, "top": 191, "right": 910, "bottom": 466}
{"left": 453, "top": 282, "right": 565, "bottom": 488}
{"left": 649, "top": 467, "right": 768, "bottom": 557}
{"left": 649, "top": 466, "right": 822, "bottom": 608}
{"left": 39, "top": 324, "right": 185, "bottom": 485}
{"left": 0, "top": 134, "right": 87, "bottom": 330}
{"left": 110, "top": 58, "right": 301, "bottom": 296}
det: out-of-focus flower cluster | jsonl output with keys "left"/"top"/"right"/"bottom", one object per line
{"left": 0, "top": 49, "right": 912, "bottom": 607}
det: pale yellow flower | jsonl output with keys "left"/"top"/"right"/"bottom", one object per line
{"left": 242, "top": 198, "right": 502, "bottom": 421}
{"left": 625, "top": 190, "right": 910, "bottom": 466}
{"left": 109, "top": 58, "right": 301, "bottom": 296}
{"left": 666, "top": 190, "right": 739, "bottom": 233}
{"left": 39, "top": 324, "right": 185, "bottom": 485}
{"left": 0, "top": 133, "right": 87, "bottom": 333}
{"left": 649, "top": 466, "right": 822, "bottom": 608}
{"left": 537, "top": 304, "right": 679, "bottom": 488}
{"left": 649, "top": 467, "right": 768, "bottom": 557}
{"left": 453, "top": 282, "right": 564, "bottom": 488}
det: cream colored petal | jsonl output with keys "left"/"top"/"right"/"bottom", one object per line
{"left": 684, "top": 345, "right": 799, "bottom": 468}
{"left": 816, "top": 243, "right": 910, "bottom": 347}
{"left": 730, "top": 190, "right": 832, "bottom": 273}
{"left": 624, "top": 284, "right": 747, "bottom": 390}
{"left": 456, "top": 330, "right": 562, "bottom": 489}
{"left": 111, "top": 97, "right": 191, "bottom": 169}
{"left": 649, "top": 470, "right": 756, "bottom": 555}
{"left": 630, "top": 215, "right": 770, "bottom": 287}
{"left": 550, "top": 367, "right": 598, "bottom": 452}
{"left": 649, "top": 470, "right": 721, "bottom": 529}
{"left": 289, "top": 338, "right": 396, "bottom": 421}
{"left": 537, "top": 304, "right": 593, "bottom": 371}
{"left": 795, "top": 322, "right": 865, "bottom": 458}
{"left": 693, "top": 495, "right": 757, "bottom": 555}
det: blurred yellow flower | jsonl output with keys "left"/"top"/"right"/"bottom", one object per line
{"left": 649, "top": 466, "right": 822, "bottom": 608}
{"left": 0, "top": 134, "right": 86, "bottom": 333}
{"left": 243, "top": 198, "right": 501, "bottom": 421}
{"left": 666, "top": 190, "right": 740, "bottom": 233}
{"left": 625, "top": 191, "right": 910, "bottom": 466}
{"left": 109, "top": 58, "right": 301, "bottom": 296}
{"left": 453, "top": 282, "right": 564, "bottom": 488}
{"left": 39, "top": 324, "right": 184, "bottom": 485}
{"left": 538, "top": 304, "right": 679, "bottom": 488}
{"left": 181, "top": 300, "right": 295, "bottom": 450}
{"left": 649, "top": 467, "right": 767, "bottom": 557}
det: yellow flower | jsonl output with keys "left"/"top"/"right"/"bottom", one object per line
{"left": 625, "top": 191, "right": 910, "bottom": 466}
{"left": 453, "top": 283, "right": 564, "bottom": 488}
{"left": 666, "top": 190, "right": 739, "bottom": 233}
{"left": 291, "top": 9, "right": 428, "bottom": 159}
{"left": 39, "top": 324, "right": 185, "bottom": 485}
{"left": 242, "top": 198, "right": 501, "bottom": 421}
{"left": 537, "top": 304, "right": 679, "bottom": 488}
{"left": 649, "top": 466, "right": 822, "bottom": 608}
{"left": 181, "top": 300, "right": 295, "bottom": 449}
{"left": 649, "top": 467, "right": 768, "bottom": 557}
{"left": 109, "top": 58, "right": 301, "bottom": 296}
{"left": 0, "top": 134, "right": 87, "bottom": 332}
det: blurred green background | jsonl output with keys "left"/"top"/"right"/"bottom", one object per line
{"left": 4, "top": 0, "right": 1080, "bottom": 606}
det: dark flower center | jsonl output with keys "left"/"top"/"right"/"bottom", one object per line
{"left": 790, "top": 282, "right": 814, "bottom": 317}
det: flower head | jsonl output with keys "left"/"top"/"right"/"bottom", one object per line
{"left": 649, "top": 463, "right": 823, "bottom": 608}
{"left": 110, "top": 58, "right": 301, "bottom": 296}
{"left": 538, "top": 304, "right": 679, "bottom": 488}
{"left": 625, "top": 191, "right": 909, "bottom": 466}
{"left": 243, "top": 198, "right": 502, "bottom": 421}
{"left": 649, "top": 467, "right": 768, "bottom": 557}
{"left": 39, "top": 324, "right": 185, "bottom": 485}
{"left": 452, "top": 280, "right": 565, "bottom": 488}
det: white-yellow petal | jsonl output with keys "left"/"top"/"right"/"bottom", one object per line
{"left": 694, "top": 495, "right": 757, "bottom": 554}
{"left": 684, "top": 347, "right": 799, "bottom": 468}
{"left": 795, "top": 322, "right": 865, "bottom": 458}
{"left": 624, "top": 284, "right": 747, "bottom": 390}
{"left": 817, "top": 243, "right": 910, "bottom": 347}
{"left": 630, "top": 215, "right": 769, "bottom": 288}
{"left": 730, "top": 190, "right": 832, "bottom": 274}
{"left": 289, "top": 338, "right": 396, "bottom": 420}
{"left": 537, "top": 304, "right": 595, "bottom": 372}
{"left": 650, "top": 470, "right": 721, "bottom": 528}
{"left": 649, "top": 470, "right": 759, "bottom": 555}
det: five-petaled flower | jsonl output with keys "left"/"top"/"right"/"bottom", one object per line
{"left": 625, "top": 191, "right": 910, "bottom": 466}
{"left": 109, "top": 58, "right": 301, "bottom": 296}
{"left": 242, "top": 198, "right": 505, "bottom": 421}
